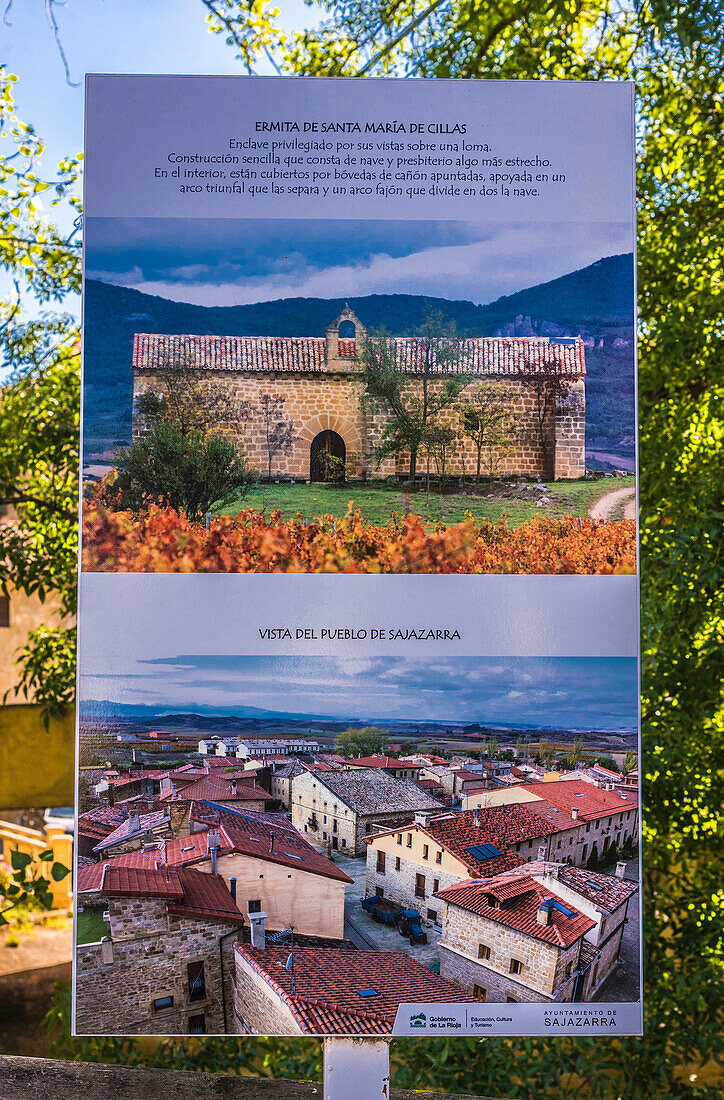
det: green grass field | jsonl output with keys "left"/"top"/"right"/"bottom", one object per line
{"left": 76, "top": 908, "right": 110, "bottom": 946}
{"left": 216, "top": 476, "right": 634, "bottom": 529}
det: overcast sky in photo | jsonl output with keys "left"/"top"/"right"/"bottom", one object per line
{"left": 84, "top": 217, "right": 633, "bottom": 308}
{"left": 82, "top": 653, "right": 638, "bottom": 731}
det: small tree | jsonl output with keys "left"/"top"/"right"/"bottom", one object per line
{"left": 458, "top": 381, "right": 519, "bottom": 485}
{"left": 335, "top": 726, "right": 389, "bottom": 758}
{"left": 135, "top": 346, "right": 252, "bottom": 438}
{"left": 109, "top": 422, "right": 252, "bottom": 521}
{"left": 256, "top": 392, "right": 297, "bottom": 479}
{"left": 360, "top": 311, "right": 471, "bottom": 483}
{"left": 622, "top": 750, "right": 638, "bottom": 776}
{"left": 563, "top": 738, "right": 585, "bottom": 769}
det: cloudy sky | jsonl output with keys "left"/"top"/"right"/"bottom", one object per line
{"left": 82, "top": 653, "right": 637, "bottom": 731}
{"left": 85, "top": 217, "right": 633, "bottom": 308}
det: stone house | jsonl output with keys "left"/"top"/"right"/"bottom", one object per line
{"left": 75, "top": 858, "right": 244, "bottom": 1034}
{"left": 364, "top": 805, "right": 577, "bottom": 925}
{"left": 132, "top": 308, "right": 586, "bottom": 481}
{"left": 463, "top": 780, "right": 639, "bottom": 866}
{"left": 158, "top": 773, "right": 272, "bottom": 812}
{"left": 91, "top": 805, "right": 192, "bottom": 857}
{"left": 269, "top": 760, "right": 308, "bottom": 810}
{"left": 290, "top": 768, "right": 443, "bottom": 856}
{"left": 233, "top": 939, "right": 465, "bottom": 1035}
{"left": 436, "top": 861, "right": 637, "bottom": 1004}
{"left": 164, "top": 807, "right": 352, "bottom": 940}
{"left": 436, "top": 872, "right": 596, "bottom": 1004}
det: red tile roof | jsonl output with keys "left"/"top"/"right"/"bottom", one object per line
{"left": 237, "top": 945, "right": 465, "bottom": 1034}
{"left": 76, "top": 847, "right": 165, "bottom": 892}
{"left": 348, "top": 756, "right": 423, "bottom": 770}
{"left": 102, "top": 865, "right": 185, "bottom": 900}
{"left": 159, "top": 775, "right": 269, "bottom": 803}
{"left": 77, "top": 806, "right": 126, "bottom": 841}
{"left": 522, "top": 781, "right": 638, "bottom": 822}
{"left": 165, "top": 810, "right": 353, "bottom": 885}
{"left": 77, "top": 855, "right": 244, "bottom": 925}
{"left": 133, "top": 333, "right": 585, "bottom": 378}
{"left": 372, "top": 806, "right": 569, "bottom": 875}
{"left": 168, "top": 868, "right": 246, "bottom": 925}
{"left": 436, "top": 875, "right": 596, "bottom": 948}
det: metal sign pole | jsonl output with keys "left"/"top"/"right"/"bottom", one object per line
{"left": 324, "top": 1037, "right": 391, "bottom": 1100}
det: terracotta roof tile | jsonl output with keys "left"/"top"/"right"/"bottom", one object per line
{"left": 424, "top": 806, "right": 570, "bottom": 873}
{"left": 522, "top": 781, "right": 638, "bottom": 822}
{"left": 76, "top": 847, "right": 165, "bottom": 892}
{"left": 436, "top": 875, "right": 596, "bottom": 948}
{"left": 166, "top": 805, "right": 353, "bottom": 885}
{"left": 133, "top": 333, "right": 585, "bottom": 378}
{"left": 159, "top": 775, "right": 269, "bottom": 803}
{"left": 349, "top": 756, "right": 423, "bottom": 770}
{"left": 168, "top": 868, "right": 245, "bottom": 925}
{"left": 237, "top": 945, "right": 464, "bottom": 1034}
{"left": 92, "top": 809, "right": 170, "bottom": 852}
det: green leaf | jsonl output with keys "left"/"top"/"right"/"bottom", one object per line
{"left": 51, "top": 862, "right": 70, "bottom": 882}
{"left": 10, "top": 849, "right": 32, "bottom": 872}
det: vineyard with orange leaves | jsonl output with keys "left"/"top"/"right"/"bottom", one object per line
{"left": 82, "top": 504, "right": 636, "bottom": 574}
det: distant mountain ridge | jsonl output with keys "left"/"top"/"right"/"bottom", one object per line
{"left": 82, "top": 253, "right": 635, "bottom": 460}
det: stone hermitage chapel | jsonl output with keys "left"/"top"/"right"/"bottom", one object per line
{"left": 131, "top": 307, "right": 586, "bottom": 481}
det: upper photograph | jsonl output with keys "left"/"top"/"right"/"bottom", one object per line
{"left": 81, "top": 216, "right": 636, "bottom": 575}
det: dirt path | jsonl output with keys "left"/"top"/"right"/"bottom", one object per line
{"left": 589, "top": 486, "right": 637, "bottom": 521}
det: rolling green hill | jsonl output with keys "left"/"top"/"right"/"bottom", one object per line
{"left": 82, "top": 252, "right": 635, "bottom": 464}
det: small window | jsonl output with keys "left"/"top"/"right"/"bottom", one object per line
{"left": 478, "top": 944, "right": 491, "bottom": 960}
{"left": 396, "top": 834, "right": 402, "bottom": 845}
{"left": 187, "top": 961, "right": 206, "bottom": 1002}
{"left": 188, "top": 1013, "right": 206, "bottom": 1034}
{"left": 376, "top": 851, "right": 386, "bottom": 873}
{"left": 375, "top": 885, "right": 384, "bottom": 898}
{"left": 422, "top": 844, "right": 429, "bottom": 860}
{"left": 341, "top": 838, "right": 346, "bottom": 847}
{"left": 509, "top": 958, "right": 523, "bottom": 975}
{"left": 435, "top": 850, "right": 442, "bottom": 864}
{"left": 153, "top": 995, "right": 174, "bottom": 1014}
{"left": 473, "top": 984, "right": 487, "bottom": 1002}
{"left": 395, "top": 857, "right": 401, "bottom": 871}
{"left": 506, "top": 996, "right": 517, "bottom": 1003}
{"left": 406, "top": 835, "right": 413, "bottom": 848}
{"left": 433, "top": 878, "right": 439, "bottom": 893}
{"left": 415, "top": 873, "right": 425, "bottom": 899}
{"left": 333, "top": 820, "right": 337, "bottom": 833}
{"left": 0, "top": 596, "right": 9, "bottom": 628}
{"left": 248, "top": 899, "right": 262, "bottom": 913}
{"left": 427, "top": 908, "right": 437, "bottom": 921}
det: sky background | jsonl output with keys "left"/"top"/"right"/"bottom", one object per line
{"left": 82, "top": 653, "right": 638, "bottom": 731}
{"left": 85, "top": 216, "right": 631, "bottom": 308}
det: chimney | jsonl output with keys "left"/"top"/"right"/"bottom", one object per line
{"left": 269, "top": 830, "right": 275, "bottom": 854}
{"left": 229, "top": 877, "right": 237, "bottom": 903}
{"left": 108, "top": 783, "right": 115, "bottom": 808}
{"left": 473, "top": 811, "right": 481, "bottom": 829}
{"left": 536, "top": 901, "right": 551, "bottom": 926}
{"left": 615, "top": 861, "right": 627, "bottom": 879}
{"left": 537, "top": 845, "right": 547, "bottom": 861}
{"left": 171, "top": 781, "right": 177, "bottom": 798}
{"left": 414, "top": 811, "right": 431, "bottom": 827}
{"left": 571, "top": 808, "right": 579, "bottom": 820}
{"left": 249, "top": 911, "right": 267, "bottom": 950}
{"left": 129, "top": 811, "right": 140, "bottom": 832}
{"left": 208, "top": 828, "right": 221, "bottom": 875}
{"left": 231, "top": 779, "right": 237, "bottom": 797}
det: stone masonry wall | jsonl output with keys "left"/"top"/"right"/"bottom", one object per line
{"left": 439, "top": 902, "right": 579, "bottom": 1003}
{"left": 75, "top": 895, "right": 241, "bottom": 1035}
{"left": 133, "top": 369, "right": 585, "bottom": 483}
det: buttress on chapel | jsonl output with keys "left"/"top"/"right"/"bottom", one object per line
{"left": 131, "top": 307, "right": 586, "bottom": 482}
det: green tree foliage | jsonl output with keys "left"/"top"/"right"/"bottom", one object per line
{"left": 0, "top": 67, "right": 81, "bottom": 715}
{"left": 0, "top": 846, "right": 70, "bottom": 926}
{"left": 108, "top": 423, "right": 252, "bottom": 521}
{"left": 623, "top": 750, "right": 638, "bottom": 776}
{"left": 458, "top": 381, "right": 520, "bottom": 485}
{"left": 360, "top": 311, "right": 471, "bottom": 481}
{"left": 334, "top": 725, "right": 389, "bottom": 757}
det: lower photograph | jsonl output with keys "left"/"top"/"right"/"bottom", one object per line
{"left": 74, "top": 577, "right": 641, "bottom": 1037}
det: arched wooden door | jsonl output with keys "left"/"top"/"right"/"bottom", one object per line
{"left": 310, "top": 430, "right": 345, "bottom": 482}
